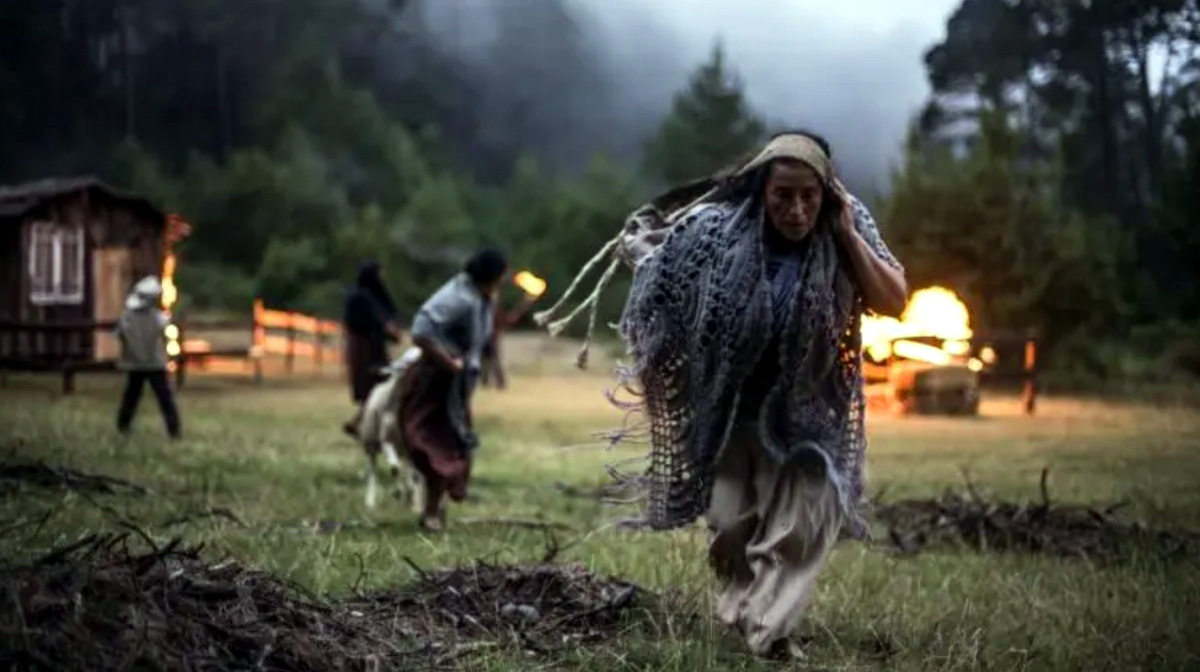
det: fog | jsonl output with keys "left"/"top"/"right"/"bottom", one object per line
{"left": 413, "top": 0, "right": 960, "bottom": 193}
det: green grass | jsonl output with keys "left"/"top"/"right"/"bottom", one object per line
{"left": 2, "top": 344, "right": 1200, "bottom": 670}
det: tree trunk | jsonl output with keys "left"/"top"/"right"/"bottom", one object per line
{"left": 121, "top": 3, "right": 135, "bottom": 140}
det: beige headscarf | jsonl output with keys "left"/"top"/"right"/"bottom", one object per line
{"left": 735, "top": 133, "right": 834, "bottom": 182}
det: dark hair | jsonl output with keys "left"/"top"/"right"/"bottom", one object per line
{"left": 354, "top": 259, "right": 398, "bottom": 316}
{"left": 464, "top": 248, "right": 508, "bottom": 287}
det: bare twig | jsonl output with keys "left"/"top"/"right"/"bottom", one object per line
{"left": 0, "top": 508, "right": 54, "bottom": 539}
{"left": 0, "top": 460, "right": 150, "bottom": 495}
{"left": 162, "top": 507, "right": 246, "bottom": 529}
{"left": 453, "top": 517, "right": 572, "bottom": 532}
{"left": 958, "top": 466, "right": 984, "bottom": 503}
{"left": 351, "top": 552, "right": 367, "bottom": 596}
{"left": 540, "top": 528, "right": 562, "bottom": 563}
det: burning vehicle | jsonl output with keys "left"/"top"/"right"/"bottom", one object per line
{"left": 860, "top": 286, "right": 989, "bottom": 416}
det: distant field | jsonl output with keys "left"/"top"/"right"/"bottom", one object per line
{"left": 2, "top": 334, "right": 1199, "bottom": 670}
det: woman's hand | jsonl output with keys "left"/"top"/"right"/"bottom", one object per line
{"left": 828, "top": 177, "right": 908, "bottom": 317}
{"left": 412, "top": 334, "right": 466, "bottom": 374}
{"left": 830, "top": 178, "right": 856, "bottom": 241}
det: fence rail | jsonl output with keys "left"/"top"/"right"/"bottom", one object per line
{"left": 0, "top": 300, "right": 347, "bottom": 393}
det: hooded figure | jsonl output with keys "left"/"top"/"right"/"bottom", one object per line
{"left": 341, "top": 260, "right": 402, "bottom": 435}
{"left": 115, "top": 275, "right": 181, "bottom": 438}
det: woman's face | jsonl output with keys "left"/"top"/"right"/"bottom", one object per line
{"left": 764, "top": 160, "right": 825, "bottom": 242}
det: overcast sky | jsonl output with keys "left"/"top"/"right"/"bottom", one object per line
{"left": 578, "top": 0, "right": 962, "bottom": 192}
{"left": 416, "top": 0, "right": 964, "bottom": 193}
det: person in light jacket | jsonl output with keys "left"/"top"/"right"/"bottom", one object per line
{"left": 400, "top": 248, "right": 508, "bottom": 531}
{"left": 115, "top": 275, "right": 181, "bottom": 439}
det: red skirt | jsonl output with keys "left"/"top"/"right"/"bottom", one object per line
{"left": 399, "top": 358, "right": 472, "bottom": 501}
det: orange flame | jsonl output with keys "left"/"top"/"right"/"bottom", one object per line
{"left": 861, "top": 286, "right": 975, "bottom": 366}
{"left": 513, "top": 270, "right": 547, "bottom": 298}
{"left": 161, "top": 253, "right": 178, "bottom": 314}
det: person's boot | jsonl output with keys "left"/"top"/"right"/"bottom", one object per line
{"left": 419, "top": 493, "right": 446, "bottom": 532}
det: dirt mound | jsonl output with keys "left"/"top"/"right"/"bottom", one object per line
{"left": 0, "top": 533, "right": 648, "bottom": 671}
{"left": 350, "top": 562, "right": 642, "bottom": 655}
{"left": 874, "top": 469, "right": 1200, "bottom": 563}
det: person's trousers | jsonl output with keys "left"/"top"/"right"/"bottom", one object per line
{"left": 479, "top": 343, "right": 507, "bottom": 389}
{"left": 706, "top": 423, "right": 842, "bottom": 654}
{"left": 117, "top": 370, "right": 181, "bottom": 438}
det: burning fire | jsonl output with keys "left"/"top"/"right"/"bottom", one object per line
{"left": 861, "top": 286, "right": 982, "bottom": 370}
{"left": 161, "top": 253, "right": 178, "bottom": 316}
{"left": 513, "top": 270, "right": 547, "bottom": 298}
{"left": 160, "top": 214, "right": 194, "bottom": 368}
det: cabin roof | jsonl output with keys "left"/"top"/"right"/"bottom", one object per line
{"left": 0, "top": 176, "right": 166, "bottom": 222}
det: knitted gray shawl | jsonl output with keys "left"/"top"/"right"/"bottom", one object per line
{"left": 616, "top": 189, "right": 870, "bottom": 539}
{"left": 533, "top": 140, "right": 901, "bottom": 541}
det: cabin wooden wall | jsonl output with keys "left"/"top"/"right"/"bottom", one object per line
{"left": 0, "top": 188, "right": 164, "bottom": 363}
{"left": 93, "top": 196, "right": 163, "bottom": 280}
{"left": 0, "top": 221, "right": 18, "bottom": 319}
{"left": 10, "top": 195, "right": 91, "bottom": 361}
{"left": 0, "top": 220, "right": 20, "bottom": 359}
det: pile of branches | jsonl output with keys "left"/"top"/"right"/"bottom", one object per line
{"left": 0, "top": 460, "right": 147, "bottom": 496}
{"left": 873, "top": 469, "right": 1200, "bottom": 563}
{"left": 349, "top": 561, "right": 644, "bottom": 655}
{"left": 0, "top": 532, "right": 648, "bottom": 671}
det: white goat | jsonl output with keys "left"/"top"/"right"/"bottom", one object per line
{"left": 357, "top": 346, "right": 425, "bottom": 511}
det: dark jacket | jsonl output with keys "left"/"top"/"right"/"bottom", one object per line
{"left": 343, "top": 261, "right": 399, "bottom": 365}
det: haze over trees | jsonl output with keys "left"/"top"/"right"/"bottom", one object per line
{"left": 2, "top": 0, "right": 1196, "bottom": 384}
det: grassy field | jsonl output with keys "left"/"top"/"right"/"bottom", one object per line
{"left": 2, "top": 336, "right": 1200, "bottom": 670}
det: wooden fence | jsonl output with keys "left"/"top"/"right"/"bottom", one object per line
{"left": 173, "top": 300, "right": 345, "bottom": 386}
{"left": 0, "top": 300, "right": 346, "bottom": 393}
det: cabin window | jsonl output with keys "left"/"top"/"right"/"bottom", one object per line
{"left": 28, "top": 221, "right": 85, "bottom": 305}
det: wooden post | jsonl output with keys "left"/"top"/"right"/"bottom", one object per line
{"left": 1022, "top": 337, "right": 1038, "bottom": 416}
{"left": 314, "top": 325, "right": 324, "bottom": 377}
{"left": 175, "top": 322, "right": 187, "bottom": 390}
{"left": 62, "top": 365, "right": 75, "bottom": 395}
{"left": 252, "top": 299, "right": 264, "bottom": 385}
{"left": 285, "top": 312, "right": 296, "bottom": 374}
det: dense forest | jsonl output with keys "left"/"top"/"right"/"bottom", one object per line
{"left": 2, "top": 0, "right": 1197, "bottom": 385}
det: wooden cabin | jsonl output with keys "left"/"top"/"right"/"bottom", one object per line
{"left": 0, "top": 177, "right": 170, "bottom": 368}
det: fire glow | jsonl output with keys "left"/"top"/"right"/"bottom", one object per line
{"left": 513, "top": 270, "right": 547, "bottom": 298}
{"left": 160, "top": 214, "right": 196, "bottom": 370}
{"left": 861, "top": 286, "right": 982, "bottom": 369}
{"left": 161, "top": 253, "right": 178, "bottom": 316}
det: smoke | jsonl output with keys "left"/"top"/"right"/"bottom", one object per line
{"left": 410, "top": 0, "right": 959, "bottom": 194}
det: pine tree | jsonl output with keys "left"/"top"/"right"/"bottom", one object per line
{"left": 642, "top": 41, "right": 766, "bottom": 185}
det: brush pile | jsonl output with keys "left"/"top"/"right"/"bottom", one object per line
{"left": 352, "top": 562, "right": 642, "bottom": 654}
{"left": 0, "top": 460, "right": 148, "bottom": 496}
{"left": 0, "top": 533, "right": 648, "bottom": 671}
{"left": 873, "top": 469, "right": 1200, "bottom": 563}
